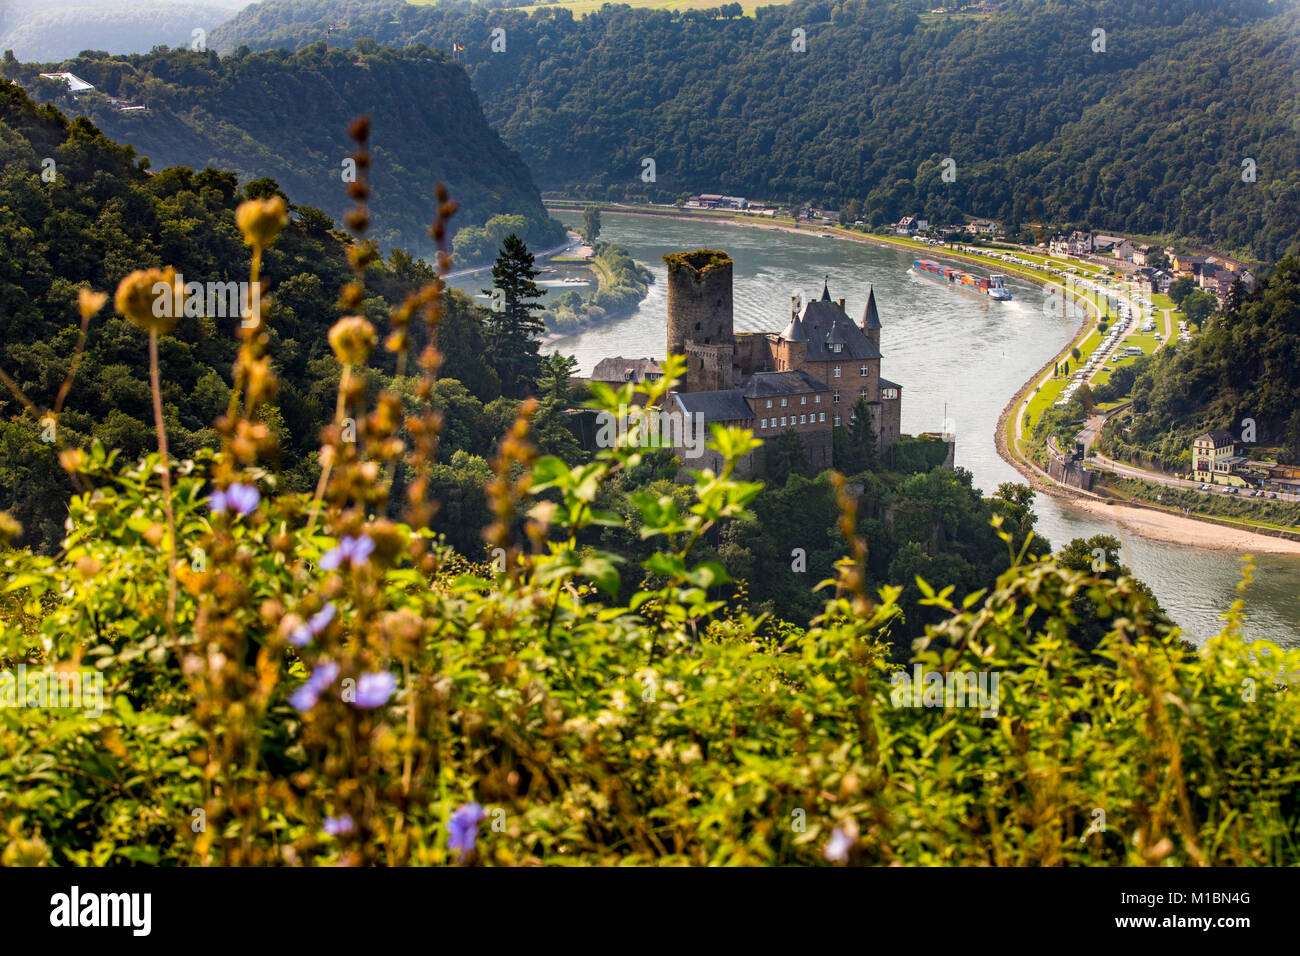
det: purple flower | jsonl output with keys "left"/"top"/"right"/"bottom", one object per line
{"left": 290, "top": 660, "right": 340, "bottom": 713}
{"left": 823, "top": 826, "right": 853, "bottom": 863}
{"left": 290, "top": 602, "right": 337, "bottom": 648}
{"left": 211, "top": 482, "right": 260, "bottom": 517}
{"left": 319, "top": 535, "right": 375, "bottom": 571}
{"left": 322, "top": 814, "right": 354, "bottom": 837}
{"left": 352, "top": 671, "right": 397, "bottom": 709}
{"left": 446, "top": 802, "right": 486, "bottom": 858}
{"left": 308, "top": 602, "right": 336, "bottom": 633}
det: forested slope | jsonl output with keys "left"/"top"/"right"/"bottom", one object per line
{"left": 2, "top": 44, "right": 566, "bottom": 258}
{"left": 0, "top": 79, "right": 505, "bottom": 550}
{"left": 213, "top": 0, "right": 1299, "bottom": 261}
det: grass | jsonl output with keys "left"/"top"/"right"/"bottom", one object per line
{"left": 1092, "top": 327, "right": 1157, "bottom": 387}
{"left": 1024, "top": 312, "right": 1110, "bottom": 425}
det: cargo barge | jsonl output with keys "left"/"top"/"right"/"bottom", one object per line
{"left": 911, "top": 258, "right": 1012, "bottom": 300}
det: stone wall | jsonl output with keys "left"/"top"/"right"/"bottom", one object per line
{"left": 1047, "top": 450, "right": 1095, "bottom": 491}
{"left": 734, "top": 331, "right": 777, "bottom": 375}
{"left": 879, "top": 393, "right": 902, "bottom": 451}
{"left": 683, "top": 342, "right": 737, "bottom": 392}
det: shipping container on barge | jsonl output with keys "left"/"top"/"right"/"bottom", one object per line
{"left": 910, "top": 258, "right": 1012, "bottom": 300}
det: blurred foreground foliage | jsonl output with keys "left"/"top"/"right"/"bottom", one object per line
{"left": 1, "top": 376, "right": 1296, "bottom": 866}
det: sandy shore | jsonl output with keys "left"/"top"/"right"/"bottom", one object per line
{"left": 1068, "top": 497, "right": 1300, "bottom": 554}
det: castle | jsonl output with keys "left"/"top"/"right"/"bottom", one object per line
{"left": 662, "top": 249, "right": 903, "bottom": 474}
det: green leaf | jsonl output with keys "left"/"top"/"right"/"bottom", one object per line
{"left": 578, "top": 553, "right": 623, "bottom": 598}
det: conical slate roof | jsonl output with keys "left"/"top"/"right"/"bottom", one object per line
{"left": 861, "top": 286, "right": 882, "bottom": 330}
{"left": 780, "top": 311, "right": 809, "bottom": 342}
{"left": 820, "top": 280, "right": 832, "bottom": 301}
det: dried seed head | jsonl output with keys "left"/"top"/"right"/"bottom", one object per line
{"left": 114, "top": 266, "right": 181, "bottom": 336}
{"left": 235, "top": 196, "right": 289, "bottom": 251}
{"left": 329, "top": 316, "right": 377, "bottom": 365}
{"left": 78, "top": 287, "right": 107, "bottom": 320}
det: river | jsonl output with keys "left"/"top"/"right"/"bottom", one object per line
{"left": 461, "top": 211, "right": 1300, "bottom": 646}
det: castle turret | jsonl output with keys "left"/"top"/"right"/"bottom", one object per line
{"left": 778, "top": 295, "right": 808, "bottom": 371}
{"left": 861, "top": 285, "right": 882, "bottom": 348}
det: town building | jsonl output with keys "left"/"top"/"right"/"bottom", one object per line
{"left": 660, "top": 249, "right": 903, "bottom": 476}
{"left": 895, "top": 215, "right": 929, "bottom": 235}
{"left": 686, "top": 194, "right": 748, "bottom": 210}
{"left": 1093, "top": 235, "right": 1134, "bottom": 259}
{"left": 1132, "top": 267, "right": 1174, "bottom": 294}
{"left": 591, "top": 356, "right": 663, "bottom": 387}
{"left": 1172, "top": 252, "right": 1207, "bottom": 274}
{"left": 967, "top": 218, "right": 1000, "bottom": 235}
{"left": 1049, "top": 231, "right": 1094, "bottom": 256}
{"left": 38, "top": 72, "right": 95, "bottom": 93}
{"left": 1261, "top": 463, "right": 1300, "bottom": 495}
{"left": 1192, "top": 430, "right": 1249, "bottom": 486}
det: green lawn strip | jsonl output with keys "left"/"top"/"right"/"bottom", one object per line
{"left": 588, "top": 254, "right": 613, "bottom": 291}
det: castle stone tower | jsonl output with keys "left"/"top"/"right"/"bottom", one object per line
{"left": 665, "top": 250, "right": 735, "bottom": 391}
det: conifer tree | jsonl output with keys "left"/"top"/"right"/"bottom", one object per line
{"left": 483, "top": 234, "right": 547, "bottom": 397}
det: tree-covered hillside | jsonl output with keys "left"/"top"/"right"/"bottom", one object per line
{"left": 1, "top": 44, "right": 566, "bottom": 259}
{"left": 212, "top": 0, "right": 1299, "bottom": 262}
{"left": 0, "top": 79, "right": 522, "bottom": 551}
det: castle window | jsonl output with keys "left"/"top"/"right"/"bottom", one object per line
{"left": 833, "top": 365, "right": 841, "bottom": 378}
{"left": 819, "top": 412, "right": 825, "bottom": 422}
{"left": 860, "top": 365, "right": 869, "bottom": 376}
{"left": 780, "top": 416, "right": 787, "bottom": 427}
{"left": 800, "top": 414, "right": 806, "bottom": 424}
{"left": 781, "top": 398, "right": 788, "bottom": 407}
{"left": 859, "top": 388, "right": 867, "bottom": 398}
{"left": 833, "top": 391, "right": 841, "bottom": 404}
{"left": 882, "top": 388, "right": 898, "bottom": 400}
{"left": 833, "top": 344, "right": 843, "bottom": 353}
{"left": 761, "top": 418, "right": 768, "bottom": 429}
{"left": 833, "top": 415, "right": 841, "bottom": 427}
{"left": 695, "top": 322, "right": 701, "bottom": 330}
{"left": 766, "top": 400, "right": 772, "bottom": 409}
{"left": 800, "top": 396, "right": 807, "bottom": 405}
{"left": 814, "top": 394, "right": 821, "bottom": 403}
